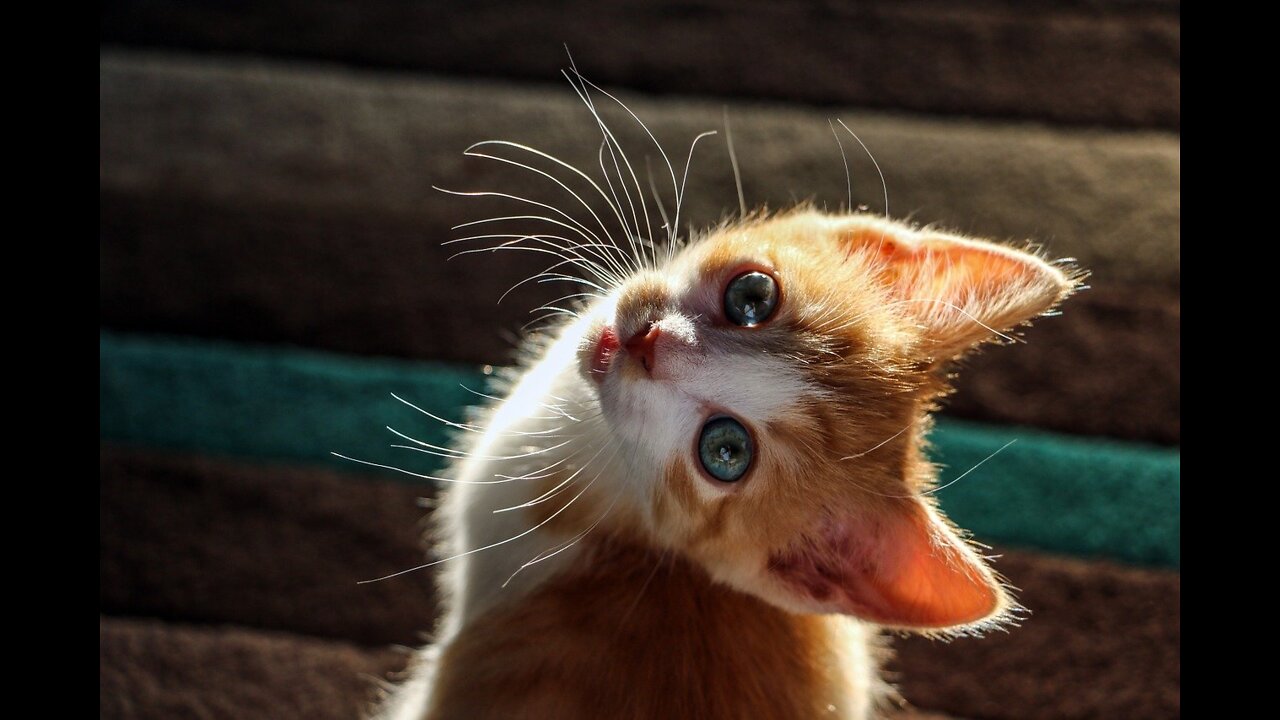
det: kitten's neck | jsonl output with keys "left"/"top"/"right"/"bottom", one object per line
{"left": 428, "top": 536, "right": 884, "bottom": 720}
{"left": 433, "top": 312, "right": 623, "bottom": 634}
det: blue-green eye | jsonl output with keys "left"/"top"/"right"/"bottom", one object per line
{"left": 698, "top": 416, "right": 753, "bottom": 482}
{"left": 724, "top": 271, "right": 778, "bottom": 327}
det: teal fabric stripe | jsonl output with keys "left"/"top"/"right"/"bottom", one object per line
{"left": 929, "top": 420, "right": 1178, "bottom": 568}
{"left": 100, "top": 331, "right": 1179, "bottom": 567}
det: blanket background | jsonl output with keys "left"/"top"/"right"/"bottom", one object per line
{"left": 100, "top": 4, "right": 1180, "bottom": 717}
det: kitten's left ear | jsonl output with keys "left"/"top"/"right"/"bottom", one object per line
{"left": 845, "top": 224, "right": 1080, "bottom": 360}
{"left": 768, "top": 497, "right": 1010, "bottom": 630}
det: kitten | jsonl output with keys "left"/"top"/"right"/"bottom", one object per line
{"left": 369, "top": 80, "right": 1080, "bottom": 720}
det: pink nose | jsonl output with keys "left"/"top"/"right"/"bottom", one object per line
{"left": 624, "top": 323, "right": 661, "bottom": 373}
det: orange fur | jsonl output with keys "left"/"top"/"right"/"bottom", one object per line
{"left": 393, "top": 209, "right": 1081, "bottom": 719}
{"left": 427, "top": 537, "right": 879, "bottom": 720}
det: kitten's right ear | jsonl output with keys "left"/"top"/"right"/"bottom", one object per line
{"left": 841, "top": 223, "right": 1079, "bottom": 360}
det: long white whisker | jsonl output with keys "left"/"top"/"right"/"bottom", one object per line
{"left": 675, "top": 131, "right": 718, "bottom": 244}
{"left": 444, "top": 230, "right": 620, "bottom": 279}
{"left": 645, "top": 156, "right": 672, "bottom": 243}
{"left": 500, "top": 445, "right": 626, "bottom": 587}
{"left": 596, "top": 132, "right": 644, "bottom": 267}
{"left": 840, "top": 421, "right": 914, "bottom": 460}
{"left": 836, "top": 119, "right": 889, "bottom": 220}
{"left": 829, "top": 119, "right": 852, "bottom": 212}
{"left": 463, "top": 148, "right": 624, "bottom": 262}
{"left": 433, "top": 186, "right": 609, "bottom": 259}
{"left": 569, "top": 69, "right": 678, "bottom": 248}
{"left": 724, "top": 107, "right": 746, "bottom": 219}
{"left": 492, "top": 440, "right": 612, "bottom": 513}
{"left": 447, "top": 237, "right": 611, "bottom": 285}
{"left": 563, "top": 67, "right": 655, "bottom": 268}
{"left": 331, "top": 453, "right": 518, "bottom": 485}
{"left": 462, "top": 141, "right": 637, "bottom": 278}
{"left": 924, "top": 440, "right": 1017, "bottom": 496}
{"left": 357, "top": 446, "right": 613, "bottom": 584}
{"left": 498, "top": 260, "right": 609, "bottom": 306}
{"left": 389, "top": 392, "right": 565, "bottom": 438}
{"left": 386, "top": 427, "right": 576, "bottom": 461}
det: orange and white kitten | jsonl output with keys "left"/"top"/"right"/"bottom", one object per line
{"left": 372, "top": 92, "right": 1079, "bottom": 719}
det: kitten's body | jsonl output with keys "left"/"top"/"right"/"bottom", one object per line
{"left": 374, "top": 204, "right": 1078, "bottom": 718}
{"left": 364, "top": 61, "right": 1081, "bottom": 713}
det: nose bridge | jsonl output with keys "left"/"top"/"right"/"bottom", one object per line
{"left": 615, "top": 273, "right": 670, "bottom": 337}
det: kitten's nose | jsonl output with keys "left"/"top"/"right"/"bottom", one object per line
{"left": 624, "top": 322, "right": 661, "bottom": 374}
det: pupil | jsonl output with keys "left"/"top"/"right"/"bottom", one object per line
{"left": 698, "top": 416, "right": 752, "bottom": 483}
{"left": 724, "top": 271, "right": 777, "bottom": 327}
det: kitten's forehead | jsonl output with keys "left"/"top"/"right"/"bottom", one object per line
{"left": 675, "top": 212, "right": 911, "bottom": 364}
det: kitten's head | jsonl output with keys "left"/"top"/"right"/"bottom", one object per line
{"left": 578, "top": 209, "right": 1078, "bottom": 633}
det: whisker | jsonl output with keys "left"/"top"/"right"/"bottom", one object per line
{"left": 829, "top": 119, "right": 852, "bottom": 212}
{"left": 492, "top": 439, "right": 612, "bottom": 513}
{"left": 840, "top": 420, "right": 914, "bottom": 460}
{"left": 357, "top": 444, "right": 614, "bottom": 584}
{"left": 461, "top": 141, "right": 637, "bottom": 279}
{"left": 675, "top": 130, "right": 718, "bottom": 247}
{"left": 563, "top": 66, "right": 656, "bottom": 268}
{"left": 501, "top": 445, "right": 626, "bottom": 587}
{"left": 923, "top": 439, "right": 1017, "bottom": 496}
{"left": 331, "top": 453, "right": 517, "bottom": 485}
{"left": 645, "top": 156, "right": 672, "bottom": 242}
{"left": 568, "top": 66, "right": 679, "bottom": 248}
{"left": 463, "top": 147, "right": 628, "bottom": 267}
{"left": 836, "top": 119, "right": 889, "bottom": 220}
{"left": 433, "top": 186, "right": 611, "bottom": 262}
{"left": 724, "top": 107, "right": 747, "bottom": 219}
{"left": 386, "top": 427, "right": 575, "bottom": 461}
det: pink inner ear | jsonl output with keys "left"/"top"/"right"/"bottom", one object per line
{"left": 768, "top": 502, "right": 1000, "bottom": 629}
{"left": 842, "top": 228, "right": 1070, "bottom": 358}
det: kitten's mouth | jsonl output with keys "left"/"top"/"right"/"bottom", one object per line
{"left": 589, "top": 326, "right": 620, "bottom": 383}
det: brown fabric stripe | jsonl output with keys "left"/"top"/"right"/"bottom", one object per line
{"left": 948, "top": 283, "right": 1179, "bottom": 444}
{"left": 100, "top": 617, "right": 403, "bottom": 720}
{"left": 99, "top": 447, "right": 441, "bottom": 647}
{"left": 100, "top": 446, "right": 1178, "bottom": 719}
{"left": 100, "top": 1, "right": 1179, "bottom": 128}
{"left": 100, "top": 617, "right": 953, "bottom": 720}
{"left": 99, "top": 52, "right": 1180, "bottom": 286}
{"left": 891, "top": 553, "right": 1179, "bottom": 720}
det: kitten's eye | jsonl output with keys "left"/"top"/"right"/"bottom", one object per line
{"left": 698, "top": 416, "right": 753, "bottom": 482}
{"left": 724, "top": 271, "right": 779, "bottom": 327}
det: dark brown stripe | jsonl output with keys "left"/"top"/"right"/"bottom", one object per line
{"left": 100, "top": 1, "right": 1179, "bottom": 129}
{"left": 948, "top": 283, "right": 1179, "bottom": 444}
{"left": 100, "top": 446, "right": 1177, "bottom": 719}
{"left": 100, "top": 617, "right": 404, "bottom": 720}
{"left": 99, "top": 446, "right": 441, "bottom": 647}
{"left": 100, "top": 616, "right": 953, "bottom": 720}
{"left": 892, "top": 552, "right": 1180, "bottom": 720}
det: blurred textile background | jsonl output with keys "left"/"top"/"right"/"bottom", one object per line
{"left": 100, "top": 3, "right": 1179, "bottom": 718}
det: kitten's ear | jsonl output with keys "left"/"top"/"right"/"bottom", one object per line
{"left": 844, "top": 225, "right": 1078, "bottom": 359}
{"left": 768, "top": 498, "right": 1008, "bottom": 630}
